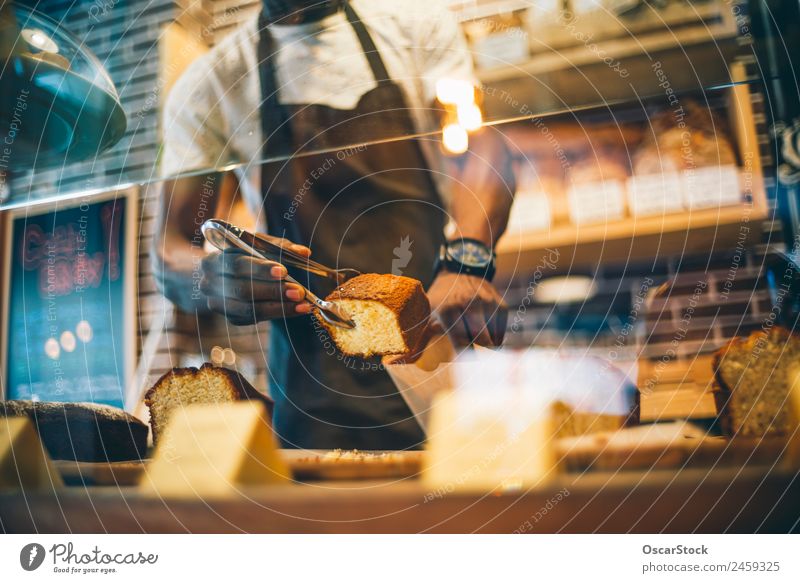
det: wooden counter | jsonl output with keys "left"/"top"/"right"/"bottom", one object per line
{"left": 2, "top": 466, "right": 798, "bottom": 533}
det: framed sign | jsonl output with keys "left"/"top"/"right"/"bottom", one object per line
{"left": 1, "top": 189, "right": 137, "bottom": 410}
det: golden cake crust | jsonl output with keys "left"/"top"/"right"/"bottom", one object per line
{"left": 327, "top": 273, "right": 425, "bottom": 312}
{"left": 317, "top": 273, "right": 431, "bottom": 358}
{"left": 712, "top": 326, "right": 797, "bottom": 436}
{"left": 144, "top": 363, "right": 273, "bottom": 442}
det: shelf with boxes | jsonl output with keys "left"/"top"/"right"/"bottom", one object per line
{"left": 471, "top": 1, "right": 741, "bottom": 80}
{"left": 494, "top": 74, "right": 767, "bottom": 278}
{"left": 458, "top": 0, "right": 748, "bottom": 121}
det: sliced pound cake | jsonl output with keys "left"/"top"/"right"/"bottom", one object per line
{"left": 713, "top": 326, "right": 800, "bottom": 437}
{"left": 317, "top": 273, "right": 431, "bottom": 358}
{"left": 144, "top": 363, "right": 273, "bottom": 443}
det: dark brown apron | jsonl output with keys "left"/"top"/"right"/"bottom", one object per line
{"left": 258, "top": 3, "right": 445, "bottom": 449}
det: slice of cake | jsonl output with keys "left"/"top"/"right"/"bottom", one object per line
{"left": 713, "top": 326, "right": 800, "bottom": 437}
{"left": 317, "top": 273, "right": 431, "bottom": 358}
{"left": 144, "top": 363, "right": 273, "bottom": 443}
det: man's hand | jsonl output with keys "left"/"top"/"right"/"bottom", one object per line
{"left": 199, "top": 238, "right": 313, "bottom": 325}
{"left": 427, "top": 272, "right": 507, "bottom": 348}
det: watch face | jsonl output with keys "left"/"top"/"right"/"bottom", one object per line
{"left": 448, "top": 240, "right": 491, "bottom": 268}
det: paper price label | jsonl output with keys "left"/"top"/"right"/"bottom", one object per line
{"left": 473, "top": 29, "right": 529, "bottom": 69}
{"left": 627, "top": 173, "right": 685, "bottom": 217}
{"left": 140, "top": 402, "right": 289, "bottom": 497}
{"left": 683, "top": 165, "right": 742, "bottom": 210}
{"left": 508, "top": 191, "right": 551, "bottom": 233}
{"left": 567, "top": 180, "right": 626, "bottom": 225}
{"left": 0, "top": 417, "right": 63, "bottom": 491}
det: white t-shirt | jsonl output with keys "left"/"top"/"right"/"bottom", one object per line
{"left": 161, "top": 0, "right": 474, "bottom": 217}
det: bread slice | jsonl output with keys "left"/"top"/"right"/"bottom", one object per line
{"left": 317, "top": 273, "right": 431, "bottom": 358}
{"left": 144, "top": 363, "right": 273, "bottom": 443}
{"left": 713, "top": 326, "right": 800, "bottom": 437}
{"left": 0, "top": 400, "right": 148, "bottom": 462}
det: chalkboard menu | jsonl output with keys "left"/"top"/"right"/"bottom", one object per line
{"left": 3, "top": 195, "right": 132, "bottom": 408}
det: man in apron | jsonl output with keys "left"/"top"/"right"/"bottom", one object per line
{"left": 155, "top": 0, "right": 515, "bottom": 449}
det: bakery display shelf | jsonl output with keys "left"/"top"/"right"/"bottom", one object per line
{"left": 448, "top": 0, "right": 532, "bottom": 23}
{"left": 476, "top": 1, "right": 740, "bottom": 84}
{"left": 0, "top": 75, "right": 760, "bottom": 214}
{"left": 528, "top": 1, "right": 739, "bottom": 53}
{"left": 497, "top": 203, "right": 766, "bottom": 274}
{"left": 495, "top": 74, "right": 766, "bottom": 276}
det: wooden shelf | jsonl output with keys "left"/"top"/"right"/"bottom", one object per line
{"left": 478, "top": 2, "right": 739, "bottom": 84}
{"left": 497, "top": 203, "right": 766, "bottom": 275}
{"left": 495, "top": 70, "right": 767, "bottom": 276}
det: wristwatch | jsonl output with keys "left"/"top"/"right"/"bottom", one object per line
{"left": 435, "top": 238, "right": 496, "bottom": 282}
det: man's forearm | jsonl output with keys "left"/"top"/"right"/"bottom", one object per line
{"left": 448, "top": 130, "right": 516, "bottom": 248}
{"left": 151, "top": 174, "right": 221, "bottom": 313}
{"left": 151, "top": 236, "right": 210, "bottom": 313}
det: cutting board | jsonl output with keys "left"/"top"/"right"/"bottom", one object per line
{"left": 52, "top": 423, "right": 789, "bottom": 486}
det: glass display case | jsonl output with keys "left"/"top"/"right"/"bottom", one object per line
{"left": 1, "top": 0, "right": 799, "bottom": 537}
{"left": 0, "top": 0, "right": 768, "bottom": 210}
{"left": 0, "top": 0, "right": 787, "bottom": 401}
{"left": 0, "top": 4, "right": 126, "bottom": 169}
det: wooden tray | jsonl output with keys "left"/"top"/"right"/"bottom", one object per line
{"left": 53, "top": 450, "right": 426, "bottom": 486}
{"left": 283, "top": 450, "right": 424, "bottom": 481}
{"left": 51, "top": 423, "right": 789, "bottom": 486}
{"left": 53, "top": 460, "right": 146, "bottom": 487}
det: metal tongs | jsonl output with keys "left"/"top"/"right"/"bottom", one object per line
{"left": 201, "top": 219, "right": 358, "bottom": 329}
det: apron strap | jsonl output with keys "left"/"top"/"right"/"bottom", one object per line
{"left": 257, "top": 12, "right": 293, "bottom": 158}
{"left": 257, "top": 2, "right": 435, "bottom": 204}
{"left": 342, "top": 2, "right": 392, "bottom": 87}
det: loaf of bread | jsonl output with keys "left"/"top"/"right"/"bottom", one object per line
{"left": 567, "top": 146, "right": 631, "bottom": 184}
{"left": 144, "top": 363, "right": 273, "bottom": 443}
{"left": 634, "top": 99, "right": 737, "bottom": 174}
{"left": 0, "top": 400, "right": 148, "bottom": 462}
{"left": 713, "top": 326, "right": 799, "bottom": 437}
{"left": 317, "top": 273, "right": 431, "bottom": 358}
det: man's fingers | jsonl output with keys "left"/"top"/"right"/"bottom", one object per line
{"left": 485, "top": 303, "right": 508, "bottom": 346}
{"left": 202, "top": 251, "right": 288, "bottom": 281}
{"left": 282, "top": 239, "right": 312, "bottom": 257}
{"left": 207, "top": 296, "right": 308, "bottom": 324}
{"left": 438, "top": 307, "right": 471, "bottom": 348}
{"left": 426, "top": 318, "right": 446, "bottom": 337}
{"left": 256, "top": 232, "right": 312, "bottom": 258}
{"left": 464, "top": 310, "right": 493, "bottom": 347}
{"left": 200, "top": 277, "right": 305, "bottom": 303}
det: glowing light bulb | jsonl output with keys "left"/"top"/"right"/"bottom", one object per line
{"left": 60, "top": 331, "right": 76, "bottom": 353}
{"left": 436, "top": 79, "right": 474, "bottom": 106}
{"left": 21, "top": 28, "right": 59, "bottom": 53}
{"left": 76, "top": 320, "right": 93, "bottom": 343}
{"left": 457, "top": 103, "right": 483, "bottom": 131}
{"left": 222, "top": 348, "right": 236, "bottom": 366}
{"left": 443, "top": 124, "right": 469, "bottom": 154}
{"left": 210, "top": 346, "right": 225, "bottom": 365}
{"left": 44, "top": 338, "right": 60, "bottom": 360}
